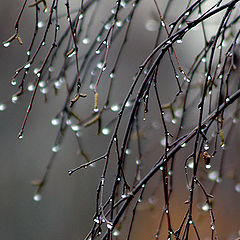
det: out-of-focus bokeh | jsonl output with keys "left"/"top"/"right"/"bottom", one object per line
{"left": 0, "top": 1, "right": 240, "bottom": 240}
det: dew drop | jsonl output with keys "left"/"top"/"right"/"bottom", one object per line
{"left": 189, "top": 220, "right": 193, "bottom": 224}
{"left": 54, "top": 78, "right": 64, "bottom": 89}
{"left": 204, "top": 143, "right": 209, "bottom": 150}
{"left": 66, "top": 119, "right": 72, "bottom": 125}
{"left": 211, "top": 225, "right": 215, "bottom": 230}
{"left": 34, "top": 68, "right": 40, "bottom": 75}
{"left": 104, "top": 23, "right": 111, "bottom": 30}
{"left": 113, "top": 230, "right": 120, "bottom": 236}
{"left": 33, "top": 193, "right": 42, "bottom": 202}
{"left": 109, "top": 72, "right": 115, "bottom": 79}
{"left": 125, "top": 100, "right": 132, "bottom": 107}
{"left": 52, "top": 145, "right": 61, "bottom": 152}
{"left": 94, "top": 218, "right": 100, "bottom": 224}
{"left": 159, "top": 166, "right": 164, "bottom": 171}
{"left": 187, "top": 160, "right": 194, "bottom": 169}
{"left": 225, "top": 97, "right": 230, "bottom": 103}
{"left": 234, "top": 183, "right": 240, "bottom": 192}
{"left": 40, "top": 87, "right": 48, "bottom": 94}
{"left": 125, "top": 149, "right": 131, "bottom": 155}
{"left": 201, "top": 57, "right": 206, "bottom": 63}
{"left": 171, "top": 118, "right": 177, "bottom": 124}
{"left": 26, "top": 51, "right": 31, "bottom": 56}
{"left": 97, "top": 62, "right": 104, "bottom": 69}
{"left": 102, "top": 128, "right": 110, "bottom": 135}
{"left": 176, "top": 39, "right": 183, "bottom": 44}
{"left": 27, "top": 84, "right": 35, "bottom": 91}
{"left": 42, "top": 41, "right": 46, "bottom": 46}
{"left": 51, "top": 118, "right": 60, "bottom": 126}
{"left": 37, "top": 72, "right": 41, "bottom": 78}
{"left": 11, "top": 95, "right": 18, "bottom": 103}
{"left": 111, "top": 104, "right": 120, "bottom": 112}
{"left": 24, "top": 63, "right": 31, "bottom": 69}
{"left": 205, "top": 164, "right": 211, "bottom": 169}
{"left": 120, "top": 0, "right": 127, "bottom": 8}
{"left": 89, "top": 83, "right": 94, "bottom": 90}
{"left": 175, "top": 108, "right": 183, "bottom": 118}
{"left": 3, "top": 42, "right": 10, "bottom": 48}
{"left": 116, "top": 20, "right": 123, "bottom": 28}
{"left": 39, "top": 81, "right": 45, "bottom": 88}
{"left": 0, "top": 103, "right": 6, "bottom": 111}
{"left": 202, "top": 203, "right": 210, "bottom": 212}
{"left": 107, "top": 223, "right": 113, "bottom": 230}
{"left": 96, "top": 36, "right": 101, "bottom": 42}
{"left": 95, "top": 49, "right": 100, "bottom": 55}
{"left": 71, "top": 124, "right": 81, "bottom": 131}
{"left": 160, "top": 138, "right": 166, "bottom": 147}
{"left": 11, "top": 78, "right": 17, "bottom": 86}
{"left": 37, "top": 21, "right": 44, "bottom": 28}
{"left": 208, "top": 170, "right": 218, "bottom": 181}
{"left": 93, "top": 108, "right": 99, "bottom": 113}
{"left": 136, "top": 159, "right": 141, "bottom": 165}
{"left": 82, "top": 37, "right": 90, "bottom": 45}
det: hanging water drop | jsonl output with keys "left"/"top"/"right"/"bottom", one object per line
{"left": 27, "top": 84, "right": 35, "bottom": 91}
{"left": 201, "top": 203, "right": 210, "bottom": 212}
{"left": 71, "top": 124, "right": 81, "bottom": 132}
{"left": 0, "top": 103, "right": 6, "bottom": 111}
{"left": 26, "top": 51, "right": 31, "bottom": 56}
{"left": 176, "top": 39, "right": 183, "bottom": 44}
{"left": 56, "top": 25, "right": 60, "bottom": 31}
{"left": 3, "top": 42, "right": 10, "bottom": 48}
{"left": 37, "top": 21, "right": 44, "bottom": 28}
{"left": 116, "top": 20, "right": 123, "bottom": 28}
{"left": 204, "top": 143, "right": 209, "bottom": 150}
{"left": 208, "top": 170, "right": 218, "bottom": 181}
{"left": 97, "top": 62, "right": 104, "bottom": 69}
{"left": 201, "top": 57, "right": 206, "bottom": 63}
{"left": 11, "top": 95, "right": 18, "bottom": 103}
{"left": 187, "top": 160, "right": 194, "bottom": 169}
{"left": 111, "top": 104, "right": 120, "bottom": 112}
{"left": 95, "top": 49, "right": 100, "bottom": 55}
{"left": 52, "top": 145, "right": 61, "bottom": 153}
{"left": 125, "top": 149, "right": 131, "bottom": 155}
{"left": 234, "top": 183, "right": 240, "bottom": 193}
{"left": 102, "top": 128, "right": 110, "bottom": 135}
{"left": 104, "top": 23, "right": 111, "bottom": 30}
{"left": 107, "top": 223, "right": 113, "bottom": 230}
{"left": 113, "top": 230, "right": 120, "bottom": 236}
{"left": 11, "top": 78, "right": 17, "bottom": 86}
{"left": 33, "top": 193, "right": 42, "bottom": 202}
{"left": 82, "top": 37, "right": 90, "bottom": 45}
{"left": 24, "top": 63, "right": 31, "bottom": 69}
{"left": 51, "top": 117, "right": 60, "bottom": 126}
{"left": 40, "top": 87, "right": 48, "bottom": 94}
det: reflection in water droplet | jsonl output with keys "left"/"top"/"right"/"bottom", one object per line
{"left": 33, "top": 194, "right": 42, "bottom": 202}
{"left": 102, "top": 128, "right": 110, "bottom": 135}
{"left": 51, "top": 118, "right": 60, "bottom": 126}
{"left": 0, "top": 103, "right": 7, "bottom": 111}
{"left": 52, "top": 145, "right": 61, "bottom": 152}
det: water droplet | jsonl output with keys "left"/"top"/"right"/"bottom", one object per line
{"left": 54, "top": 78, "right": 64, "bottom": 89}
{"left": 189, "top": 220, "right": 193, "bottom": 224}
{"left": 42, "top": 41, "right": 46, "bottom": 46}
{"left": 27, "top": 84, "right": 35, "bottom": 91}
{"left": 66, "top": 119, "right": 72, "bottom": 125}
{"left": 0, "top": 103, "right": 6, "bottom": 111}
{"left": 26, "top": 51, "right": 31, "bottom": 56}
{"left": 48, "top": 66, "right": 54, "bottom": 72}
{"left": 166, "top": 40, "right": 172, "bottom": 44}
{"left": 39, "top": 81, "right": 45, "bottom": 88}
{"left": 171, "top": 118, "right": 177, "bottom": 124}
{"left": 125, "top": 149, "right": 131, "bottom": 155}
{"left": 102, "top": 128, "right": 110, "bottom": 135}
{"left": 71, "top": 124, "right": 81, "bottom": 131}
{"left": 104, "top": 23, "right": 111, "bottom": 30}
{"left": 33, "top": 193, "right": 42, "bottom": 202}
{"left": 159, "top": 166, "right": 164, "bottom": 171}
{"left": 52, "top": 145, "right": 61, "bottom": 152}
{"left": 82, "top": 37, "right": 90, "bottom": 45}
{"left": 37, "top": 21, "right": 44, "bottom": 28}
{"left": 120, "top": 0, "right": 126, "bottom": 8}
{"left": 205, "top": 164, "right": 211, "bottom": 169}
{"left": 208, "top": 170, "right": 218, "bottom": 181}
{"left": 89, "top": 83, "right": 94, "bottom": 90}
{"left": 176, "top": 39, "right": 183, "bottom": 44}
{"left": 93, "top": 107, "right": 99, "bottom": 113}
{"left": 181, "top": 142, "right": 186, "bottom": 148}
{"left": 109, "top": 72, "right": 115, "bottom": 79}
{"left": 3, "top": 42, "right": 10, "bottom": 47}
{"left": 94, "top": 218, "right": 100, "bottom": 224}
{"left": 24, "top": 63, "right": 31, "bottom": 69}
{"left": 33, "top": 68, "right": 40, "bottom": 75}
{"left": 113, "top": 230, "right": 120, "bottom": 236}
{"left": 11, "top": 78, "right": 17, "bottom": 86}
{"left": 161, "top": 20, "right": 165, "bottom": 27}
{"left": 116, "top": 20, "right": 123, "bottom": 28}
{"left": 185, "top": 11, "right": 190, "bottom": 16}
{"left": 18, "top": 133, "right": 24, "bottom": 139}
{"left": 11, "top": 95, "right": 18, "bottom": 103}
{"left": 204, "top": 143, "right": 209, "bottom": 150}
{"left": 67, "top": 50, "right": 76, "bottom": 58}
{"left": 96, "top": 36, "right": 101, "bottom": 42}
{"left": 107, "top": 223, "right": 113, "bottom": 230}
{"left": 201, "top": 57, "right": 206, "bottom": 63}
{"left": 226, "top": 97, "right": 230, "bottom": 103}
{"left": 175, "top": 108, "right": 183, "bottom": 118}
{"left": 95, "top": 49, "right": 100, "bottom": 55}
{"left": 56, "top": 24, "right": 60, "bottom": 31}
{"left": 160, "top": 138, "right": 166, "bottom": 147}
{"left": 111, "top": 104, "right": 120, "bottom": 112}
{"left": 178, "top": 24, "right": 182, "bottom": 29}
{"left": 168, "top": 170, "right": 173, "bottom": 176}
{"left": 40, "top": 87, "right": 48, "bottom": 94}
{"left": 211, "top": 225, "right": 215, "bottom": 230}
{"left": 234, "top": 183, "right": 240, "bottom": 192}
{"left": 202, "top": 203, "right": 210, "bottom": 211}
{"left": 220, "top": 143, "right": 226, "bottom": 149}
{"left": 187, "top": 160, "right": 194, "bottom": 169}
{"left": 97, "top": 62, "right": 104, "bottom": 69}
{"left": 51, "top": 117, "right": 60, "bottom": 126}
{"left": 121, "top": 194, "right": 127, "bottom": 199}
{"left": 136, "top": 159, "right": 141, "bottom": 165}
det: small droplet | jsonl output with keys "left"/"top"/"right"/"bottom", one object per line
{"left": 104, "top": 23, "right": 111, "bottom": 30}
{"left": 116, "top": 20, "right": 123, "bottom": 28}
{"left": 11, "top": 95, "right": 18, "bottom": 103}
{"left": 24, "top": 63, "right": 31, "bottom": 69}
{"left": 234, "top": 183, "right": 240, "bottom": 192}
{"left": 185, "top": 11, "right": 190, "bottom": 16}
{"left": 189, "top": 220, "right": 193, "bottom": 224}
{"left": 125, "top": 100, "right": 132, "bottom": 107}
{"left": 96, "top": 36, "right": 101, "bottom": 42}
{"left": 175, "top": 108, "right": 183, "bottom": 118}
{"left": 159, "top": 166, "right": 164, "bottom": 171}
{"left": 94, "top": 218, "right": 100, "bottom": 224}
{"left": 97, "top": 62, "right": 104, "bottom": 69}
{"left": 89, "top": 83, "right": 94, "bottom": 90}
{"left": 27, "top": 84, "right": 35, "bottom": 91}
{"left": 211, "top": 225, "right": 215, "bottom": 230}
{"left": 71, "top": 124, "right": 81, "bottom": 131}
{"left": 54, "top": 78, "right": 64, "bottom": 89}
{"left": 125, "top": 149, "right": 131, "bottom": 155}
{"left": 56, "top": 25, "right": 60, "bottom": 31}
{"left": 102, "top": 128, "right": 110, "bottom": 135}
{"left": 120, "top": 0, "right": 127, "bottom": 8}
{"left": 51, "top": 118, "right": 60, "bottom": 126}
{"left": 171, "top": 118, "right": 177, "bottom": 124}
{"left": 168, "top": 170, "right": 173, "bottom": 176}
{"left": 113, "top": 230, "right": 120, "bottom": 236}
{"left": 202, "top": 203, "right": 210, "bottom": 212}
{"left": 208, "top": 170, "right": 219, "bottom": 181}
{"left": 107, "top": 223, "right": 113, "bottom": 230}
{"left": 3, "top": 42, "right": 10, "bottom": 48}
{"left": 33, "top": 193, "right": 42, "bottom": 202}
{"left": 181, "top": 143, "right": 186, "bottom": 148}
{"left": 205, "top": 164, "right": 211, "bottom": 169}
{"left": 26, "top": 51, "right": 31, "bottom": 56}
{"left": 111, "top": 104, "right": 120, "bottom": 112}
{"left": 176, "top": 39, "right": 183, "bottom": 44}
{"left": 39, "top": 81, "right": 45, "bottom": 88}
{"left": 93, "top": 108, "right": 99, "bottom": 113}
{"left": 37, "top": 21, "right": 44, "bottom": 28}
{"left": 109, "top": 72, "right": 115, "bottom": 79}
{"left": 66, "top": 119, "right": 72, "bottom": 125}
{"left": 34, "top": 68, "right": 40, "bottom": 75}
{"left": 11, "top": 78, "right": 17, "bottom": 86}
{"left": 204, "top": 143, "right": 209, "bottom": 150}
{"left": 52, "top": 145, "right": 61, "bottom": 152}
{"left": 226, "top": 97, "right": 230, "bottom": 103}
{"left": 201, "top": 57, "right": 206, "bottom": 63}
{"left": 42, "top": 41, "right": 46, "bottom": 46}
{"left": 40, "top": 87, "right": 48, "bottom": 94}
{"left": 82, "top": 37, "right": 90, "bottom": 45}
{"left": 0, "top": 103, "right": 6, "bottom": 111}
{"left": 160, "top": 138, "right": 166, "bottom": 147}
{"left": 136, "top": 159, "right": 141, "bottom": 165}
{"left": 95, "top": 49, "right": 100, "bottom": 55}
